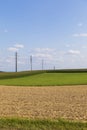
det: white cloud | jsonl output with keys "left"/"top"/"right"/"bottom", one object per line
{"left": 67, "top": 50, "right": 80, "bottom": 55}
{"left": 82, "top": 45, "right": 87, "bottom": 49}
{"left": 77, "top": 23, "right": 83, "bottom": 27}
{"left": 73, "top": 34, "right": 79, "bottom": 37}
{"left": 65, "top": 44, "right": 70, "bottom": 47}
{"left": 31, "top": 48, "right": 56, "bottom": 61}
{"left": 8, "top": 44, "right": 24, "bottom": 52}
{"left": 73, "top": 33, "right": 87, "bottom": 37}
{"left": 8, "top": 47, "right": 19, "bottom": 52}
{"left": 6, "top": 59, "right": 12, "bottom": 63}
{"left": 4, "top": 29, "right": 8, "bottom": 33}
{"left": 80, "top": 33, "right": 87, "bottom": 37}
{"left": 56, "top": 57, "right": 64, "bottom": 63}
{"left": 18, "top": 61, "right": 26, "bottom": 65}
{"left": 14, "top": 44, "right": 24, "bottom": 48}
{"left": 32, "top": 53, "right": 53, "bottom": 60}
{"left": 34, "top": 48, "right": 55, "bottom": 53}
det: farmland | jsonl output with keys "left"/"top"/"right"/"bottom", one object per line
{"left": 0, "top": 85, "right": 87, "bottom": 120}
{"left": 0, "top": 70, "right": 87, "bottom": 130}
{"left": 1, "top": 70, "right": 87, "bottom": 86}
{"left": 0, "top": 85, "right": 87, "bottom": 130}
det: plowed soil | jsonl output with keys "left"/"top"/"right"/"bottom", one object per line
{"left": 0, "top": 85, "right": 87, "bottom": 121}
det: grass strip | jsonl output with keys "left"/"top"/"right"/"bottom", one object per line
{"left": 1, "top": 72, "right": 87, "bottom": 86}
{"left": 0, "top": 118, "right": 87, "bottom": 130}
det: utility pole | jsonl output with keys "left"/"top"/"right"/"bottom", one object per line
{"left": 30, "top": 55, "right": 32, "bottom": 71}
{"left": 54, "top": 66, "right": 55, "bottom": 70}
{"left": 15, "top": 52, "right": 17, "bottom": 72}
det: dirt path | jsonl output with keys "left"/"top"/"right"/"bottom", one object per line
{"left": 0, "top": 85, "right": 87, "bottom": 121}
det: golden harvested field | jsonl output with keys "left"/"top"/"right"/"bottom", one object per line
{"left": 0, "top": 85, "right": 87, "bottom": 121}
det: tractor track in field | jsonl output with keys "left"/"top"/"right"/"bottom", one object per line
{"left": 0, "top": 85, "right": 87, "bottom": 121}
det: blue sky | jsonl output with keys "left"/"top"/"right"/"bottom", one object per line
{"left": 0, "top": 0, "right": 87, "bottom": 71}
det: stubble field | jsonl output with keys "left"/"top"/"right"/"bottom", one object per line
{"left": 0, "top": 85, "right": 87, "bottom": 121}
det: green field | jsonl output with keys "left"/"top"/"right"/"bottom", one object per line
{"left": 0, "top": 118, "right": 87, "bottom": 130}
{"left": 0, "top": 71, "right": 87, "bottom": 86}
